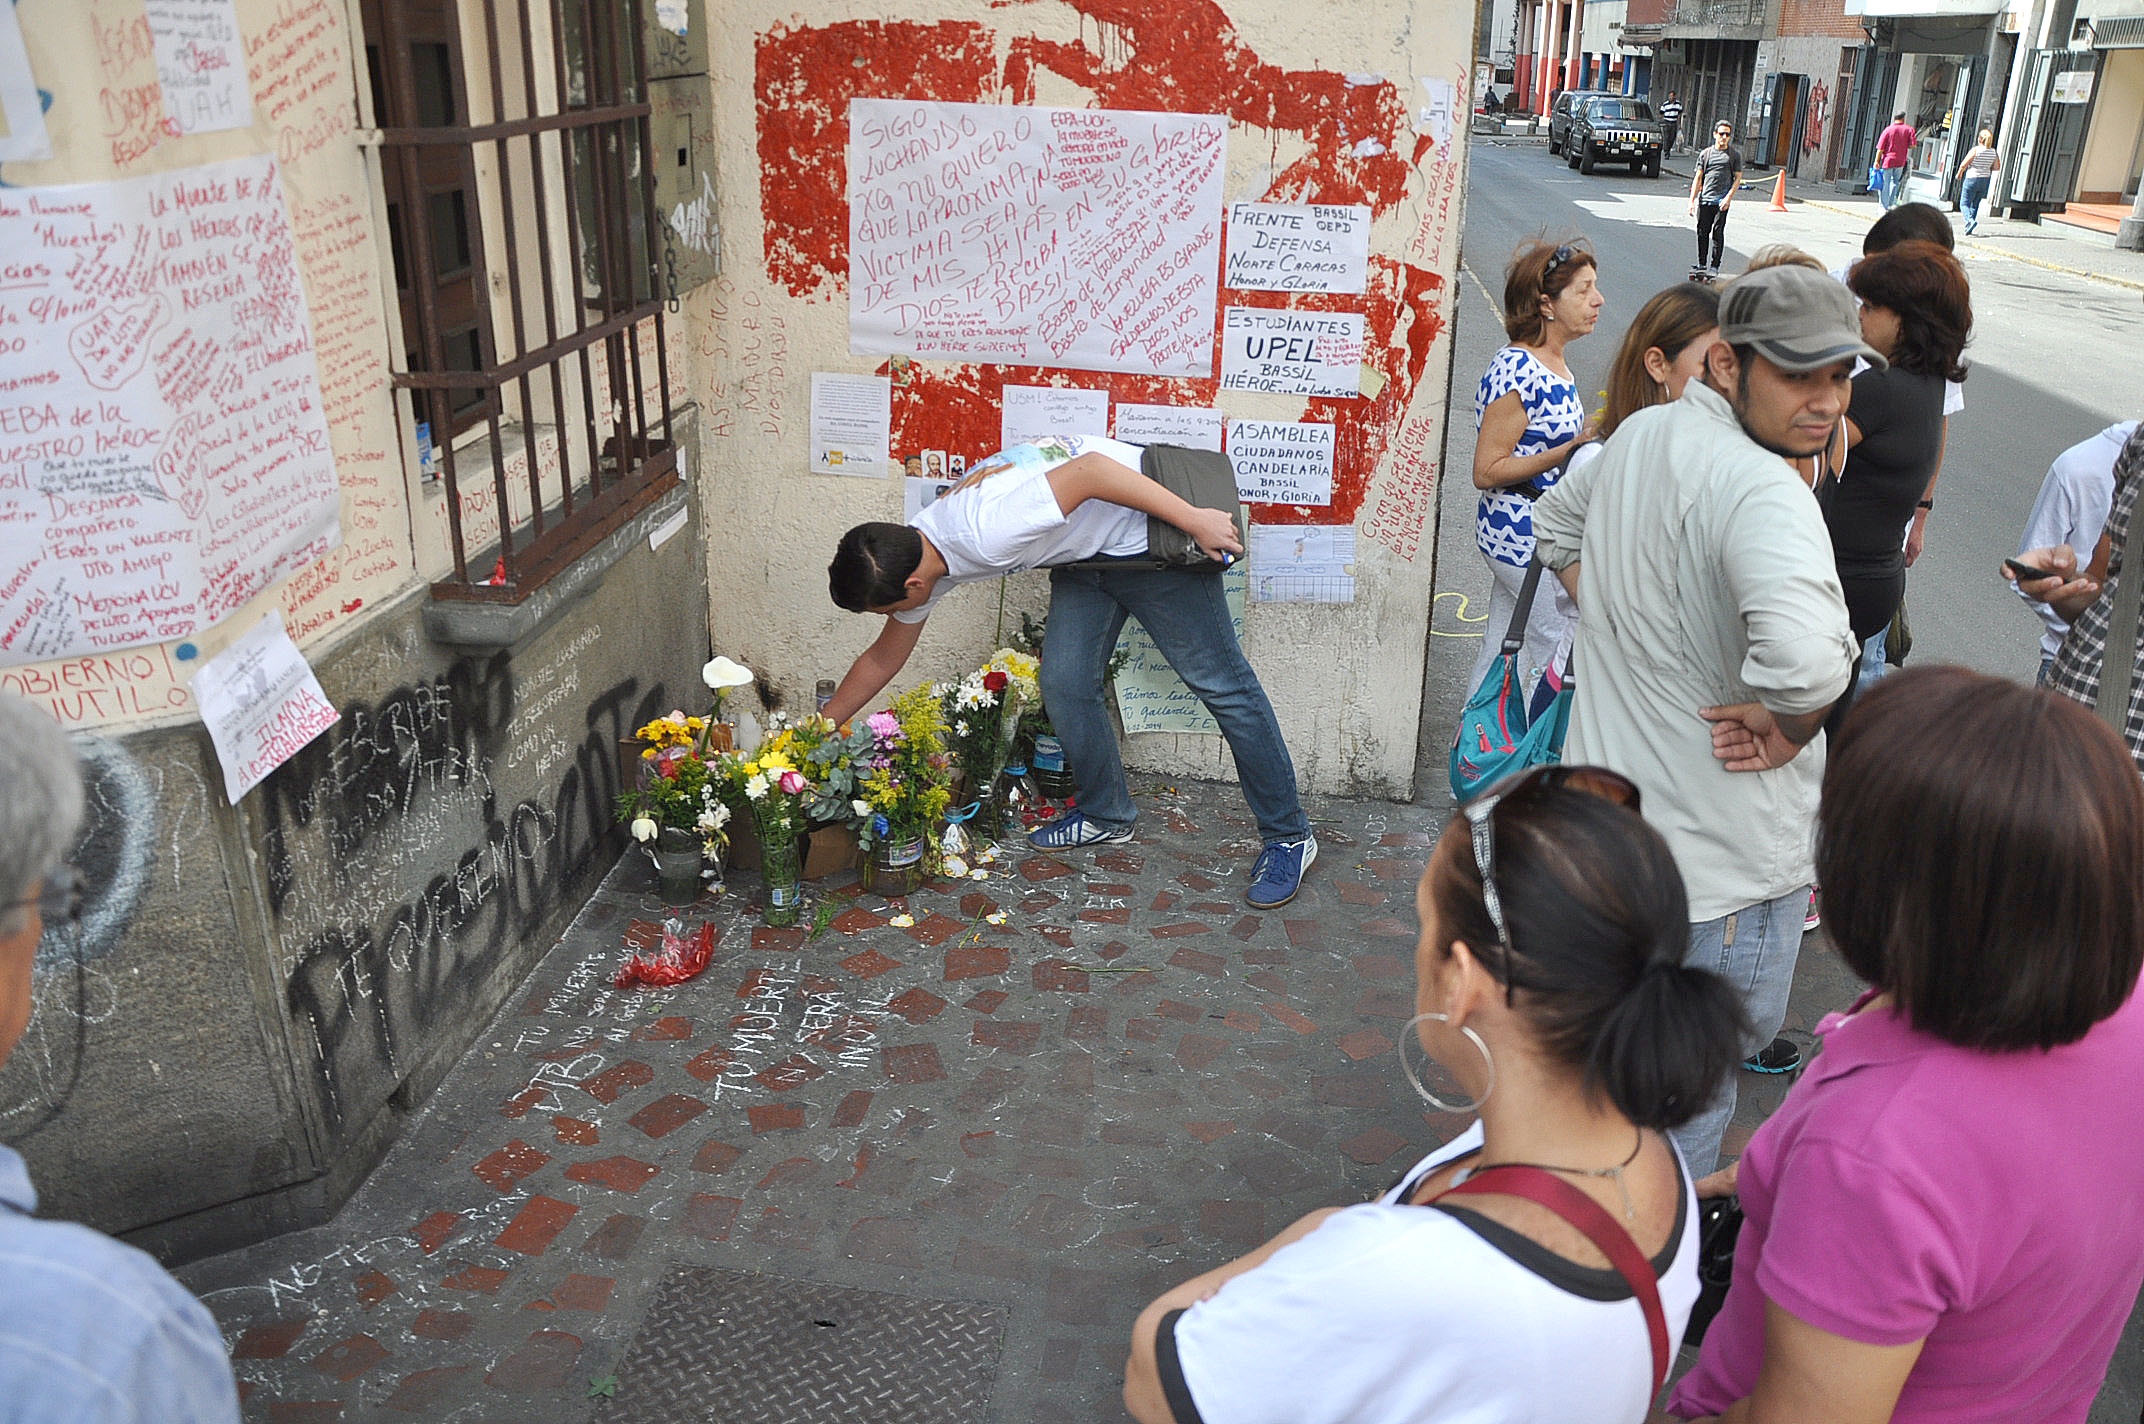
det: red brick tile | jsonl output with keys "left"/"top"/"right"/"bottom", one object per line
{"left": 1336, "top": 879, "right": 1388, "bottom": 906}
{"left": 628, "top": 1094, "right": 710, "bottom": 1137}
{"left": 631, "top": 1015, "right": 694, "bottom": 1041}
{"left": 751, "top": 926, "right": 806, "bottom": 952}
{"left": 1125, "top": 1017, "right": 1162, "bottom": 1042}
{"left": 1020, "top": 891, "right": 1065, "bottom": 912}
{"left": 1095, "top": 940, "right": 1130, "bottom": 960}
{"left": 353, "top": 1270, "right": 397, "bottom": 1309}
{"left": 1220, "top": 1010, "right": 1262, "bottom": 1033}
{"left": 266, "top": 1405, "right": 343, "bottom": 1424}
{"left": 881, "top": 1042, "right": 947, "bottom": 1084}
{"left": 886, "top": 987, "right": 948, "bottom": 1023}
{"left": 841, "top": 947, "right": 902, "bottom": 979}
{"left": 1176, "top": 1033, "right": 1228, "bottom": 1070}
{"left": 1176, "top": 870, "right": 1219, "bottom": 891}
{"left": 623, "top": 917, "right": 664, "bottom": 949}
{"left": 1246, "top": 970, "right": 1289, "bottom": 995}
{"left": 943, "top": 943, "right": 1010, "bottom": 980}
{"left": 579, "top": 1060, "right": 654, "bottom": 1104}
{"left": 471, "top": 1140, "right": 549, "bottom": 1194}
{"left": 1066, "top": 1004, "right": 1107, "bottom": 1039}
{"left": 831, "top": 907, "right": 883, "bottom": 934}
{"left": 693, "top": 1139, "right": 744, "bottom": 1173}
{"left": 1283, "top": 919, "right": 1323, "bottom": 948}
{"left": 310, "top": 1333, "right": 388, "bottom": 1382}
{"left": 551, "top": 1115, "right": 600, "bottom": 1146}
{"left": 1020, "top": 856, "right": 1076, "bottom": 882}
{"left": 906, "top": 911, "right": 966, "bottom": 946}
{"left": 1229, "top": 915, "right": 1263, "bottom": 940}
{"left": 1263, "top": 1002, "right": 1319, "bottom": 1034}
{"left": 1150, "top": 890, "right": 1180, "bottom": 912}
{"left": 1183, "top": 1120, "right": 1236, "bottom": 1143}
{"left": 563, "top": 1155, "right": 661, "bottom": 1192}
{"left": 972, "top": 1020, "right": 1042, "bottom": 1053}
{"left": 485, "top": 1329, "right": 581, "bottom": 1392}
{"left": 1095, "top": 850, "right": 1145, "bottom": 874}
{"left": 1379, "top": 830, "right": 1435, "bottom": 848}
{"left": 682, "top": 1044, "right": 734, "bottom": 1081}
{"left": 409, "top": 1309, "right": 473, "bottom": 1341}
{"left": 1364, "top": 858, "right": 1417, "bottom": 880}
{"left": 498, "top": 1086, "right": 545, "bottom": 1119}
{"left": 963, "top": 989, "right": 1008, "bottom": 1013}
{"left": 1031, "top": 958, "right": 1090, "bottom": 992}
{"left": 1077, "top": 906, "right": 1131, "bottom": 924}
{"left": 233, "top": 1316, "right": 313, "bottom": 1359}
{"left": 833, "top": 1090, "right": 875, "bottom": 1128}
{"left": 546, "top": 1274, "right": 615, "bottom": 1311}
{"left": 1360, "top": 916, "right": 1415, "bottom": 940}
{"left": 1352, "top": 952, "right": 1410, "bottom": 981}
{"left": 1156, "top": 999, "right": 1200, "bottom": 1023}
{"left": 1188, "top": 901, "right": 1236, "bottom": 916}
{"left": 1035, "top": 925, "right": 1076, "bottom": 949}
{"left": 1339, "top": 1126, "right": 1411, "bottom": 1165}
{"left": 409, "top": 1211, "right": 462, "bottom": 1258}
{"left": 736, "top": 966, "right": 787, "bottom": 999}
{"left": 441, "top": 1263, "right": 511, "bottom": 1293}
{"left": 756, "top": 1156, "right": 822, "bottom": 1190}
{"left": 1167, "top": 946, "right": 1228, "bottom": 975}
{"left": 1200, "top": 1199, "right": 1266, "bottom": 1245}
{"left": 1336, "top": 1028, "right": 1393, "bottom": 1061}
{"left": 576, "top": 1213, "right": 646, "bottom": 1260}
{"left": 496, "top": 1195, "right": 579, "bottom": 1255}
{"left": 1355, "top": 988, "right": 1414, "bottom": 1020}
{"left": 747, "top": 1102, "right": 807, "bottom": 1133}
{"left": 380, "top": 1363, "right": 475, "bottom": 1412}
{"left": 682, "top": 1193, "right": 744, "bottom": 1240}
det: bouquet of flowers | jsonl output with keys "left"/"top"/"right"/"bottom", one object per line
{"left": 942, "top": 648, "right": 1042, "bottom": 800}
{"left": 617, "top": 712, "right": 731, "bottom": 857}
{"left": 776, "top": 713, "right": 880, "bottom": 830}
{"left": 855, "top": 685, "right": 953, "bottom": 852}
{"left": 718, "top": 727, "right": 817, "bottom": 851}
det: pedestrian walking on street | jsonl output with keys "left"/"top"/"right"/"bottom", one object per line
{"left": 1687, "top": 122, "right": 1743, "bottom": 279}
{"left": 1464, "top": 239, "right": 1603, "bottom": 722}
{"left": 0, "top": 693, "right": 242, "bottom": 1423}
{"left": 1667, "top": 667, "right": 2144, "bottom": 1424}
{"left": 2014, "top": 420, "right": 2136, "bottom": 682}
{"left": 1875, "top": 112, "right": 1917, "bottom": 209}
{"left": 1658, "top": 91, "right": 1684, "bottom": 156}
{"left": 1532, "top": 263, "right": 1867, "bottom": 1174}
{"left": 1954, "top": 128, "right": 1999, "bottom": 233}
{"left": 1123, "top": 766, "right": 1745, "bottom": 1424}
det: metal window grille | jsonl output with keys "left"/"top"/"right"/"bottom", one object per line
{"left": 362, "top": 0, "right": 676, "bottom": 602}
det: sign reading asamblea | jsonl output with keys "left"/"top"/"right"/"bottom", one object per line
{"left": 0, "top": 153, "right": 341, "bottom": 668}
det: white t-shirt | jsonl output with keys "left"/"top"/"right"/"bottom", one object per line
{"left": 2019, "top": 420, "right": 2137, "bottom": 656}
{"left": 895, "top": 434, "right": 1148, "bottom": 624}
{"left": 1156, "top": 1122, "right": 1699, "bottom": 1424}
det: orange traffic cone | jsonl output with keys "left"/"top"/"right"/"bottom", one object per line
{"left": 1768, "top": 171, "right": 1788, "bottom": 213}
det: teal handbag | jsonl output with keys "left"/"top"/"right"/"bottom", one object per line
{"left": 1449, "top": 557, "right": 1573, "bottom": 801}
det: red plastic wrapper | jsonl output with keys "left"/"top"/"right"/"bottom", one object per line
{"left": 614, "top": 917, "right": 715, "bottom": 988}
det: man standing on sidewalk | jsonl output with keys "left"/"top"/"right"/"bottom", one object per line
{"left": 1531, "top": 265, "right": 1868, "bottom": 1173}
{"left": 1658, "top": 91, "right": 1684, "bottom": 156}
{"left": 1688, "top": 121, "right": 1743, "bottom": 279}
{"left": 1875, "top": 112, "right": 1917, "bottom": 208}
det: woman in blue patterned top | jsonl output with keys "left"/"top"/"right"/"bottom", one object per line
{"left": 1465, "top": 238, "right": 1603, "bottom": 712}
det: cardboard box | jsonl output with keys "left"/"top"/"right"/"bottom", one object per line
{"left": 726, "top": 817, "right": 859, "bottom": 881}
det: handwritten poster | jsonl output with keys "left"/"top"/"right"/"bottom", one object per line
{"left": 190, "top": 610, "right": 338, "bottom": 801}
{"left": 1224, "top": 204, "right": 1370, "bottom": 293}
{"left": 0, "top": 4, "right": 49, "bottom": 162}
{"left": 809, "top": 372, "right": 891, "bottom": 477}
{"left": 146, "top": 0, "right": 253, "bottom": 135}
{"left": 1113, "top": 563, "right": 1248, "bottom": 735}
{"left": 1226, "top": 421, "right": 1335, "bottom": 505}
{"left": 1002, "top": 384, "right": 1109, "bottom": 450}
{"left": 0, "top": 155, "right": 342, "bottom": 666}
{"left": 1220, "top": 309, "right": 1366, "bottom": 397}
{"left": 1250, "top": 527, "right": 1357, "bottom": 603}
{"left": 849, "top": 99, "right": 1228, "bottom": 376}
{"left": 1114, "top": 403, "right": 1223, "bottom": 451}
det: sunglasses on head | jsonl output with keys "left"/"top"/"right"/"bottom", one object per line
{"left": 1542, "top": 244, "right": 1577, "bottom": 281}
{"left": 1459, "top": 765, "right": 1640, "bottom": 984}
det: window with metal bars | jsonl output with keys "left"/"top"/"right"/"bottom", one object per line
{"left": 360, "top": 0, "right": 676, "bottom": 602}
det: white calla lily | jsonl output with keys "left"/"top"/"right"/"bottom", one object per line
{"left": 702, "top": 656, "right": 755, "bottom": 691}
{"left": 630, "top": 816, "right": 659, "bottom": 842}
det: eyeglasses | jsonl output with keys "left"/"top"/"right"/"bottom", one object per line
{"left": 1542, "top": 244, "right": 1576, "bottom": 280}
{"left": 7, "top": 866, "right": 82, "bottom": 928}
{"left": 1460, "top": 766, "right": 1641, "bottom": 979}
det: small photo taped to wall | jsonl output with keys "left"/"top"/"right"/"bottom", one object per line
{"left": 922, "top": 449, "right": 947, "bottom": 478}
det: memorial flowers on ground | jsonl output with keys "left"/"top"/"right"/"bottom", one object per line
{"left": 857, "top": 686, "right": 953, "bottom": 855}
{"left": 617, "top": 713, "right": 729, "bottom": 853}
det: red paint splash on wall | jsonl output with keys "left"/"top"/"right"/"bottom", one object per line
{"left": 752, "top": 4, "right": 1454, "bottom": 526}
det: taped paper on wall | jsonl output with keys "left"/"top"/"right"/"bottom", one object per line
{"left": 903, "top": 476, "right": 953, "bottom": 522}
{"left": 1225, "top": 420, "right": 1335, "bottom": 505}
{"left": 146, "top": 1, "right": 253, "bottom": 134}
{"left": 1223, "top": 204, "right": 1370, "bottom": 293}
{"left": 0, "top": 154, "right": 343, "bottom": 667}
{"left": 1112, "top": 563, "right": 1248, "bottom": 735}
{"left": 190, "top": 610, "right": 339, "bottom": 801}
{"left": 809, "top": 372, "right": 892, "bottom": 477}
{"left": 0, "top": 3, "right": 48, "bottom": 162}
{"left": 848, "top": 99, "right": 1228, "bottom": 376}
{"left": 1417, "top": 76, "right": 1457, "bottom": 148}
{"left": 1113, "top": 403, "right": 1223, "bottom": 451}
{"left": 1249, "top": 527, "right": 1357, "bottom": 603}
{"left": 1001, "top": 384, "right": 1109, "bottom": 450}
{"left": 1219, "top": 308, "right": 1366, "bottom": 397}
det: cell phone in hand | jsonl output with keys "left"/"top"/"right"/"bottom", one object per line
{"left": 2006, "top": 557, "right": 2065, "bottom": 581}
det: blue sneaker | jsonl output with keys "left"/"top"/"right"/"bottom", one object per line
{"left": 1246, "top": 836, "right": 1317, "bottom": 908}
{"left": 1028, "top": 811, "right": 1134, "bottom": 850}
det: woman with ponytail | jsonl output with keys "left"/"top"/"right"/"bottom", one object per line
{"left": 1123, "top": 767, "right": 1745, "bottom": 1424}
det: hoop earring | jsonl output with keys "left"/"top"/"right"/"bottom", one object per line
{"left": 1399, "top": 1012, "right": 1494, "bottom": 1114}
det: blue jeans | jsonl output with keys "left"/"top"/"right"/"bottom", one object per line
{"left": 1961, "top": 174, "right": 1990, "bottom": 231}
{"left": 1671, "top": 884, "right": 1811, "bottom": 1175}
{"left": 1043, "top": 564, "right": 1309, "bottom": 844}
{"left": 1878, "top": 166, "right": 1907, "bottom": 208}
{"left": 1856, "top": 628, "right": 1890, "bottom": 697}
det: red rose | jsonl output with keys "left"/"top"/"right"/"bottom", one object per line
{"left": 984, "top": 669, "right": 1009, "bottom": 692}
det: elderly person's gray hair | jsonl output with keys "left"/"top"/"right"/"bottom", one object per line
{"left": 0, "top": 693, "right": 83, "bottom": 937}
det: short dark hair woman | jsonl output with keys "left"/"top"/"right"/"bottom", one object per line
{"left": 1668, "top": 667, "right": 2144, "bottom": 1424}
{"left": 1124, "top": 767, "right": 1745, "bottom": 1424}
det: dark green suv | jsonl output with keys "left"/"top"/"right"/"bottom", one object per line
{"left": 1567, "top": 95, "right": 1665, "bottom": 177}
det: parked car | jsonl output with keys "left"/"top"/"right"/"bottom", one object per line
{"left": 1566, "top": 95, "right": 1665, "bottom": 177}
{"left": 1546, "top": 89, "right": 1616, "bottom": 157}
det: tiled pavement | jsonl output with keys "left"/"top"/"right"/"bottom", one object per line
{"left": 179, "top": 775, "right": 1860, "bottom": 1422}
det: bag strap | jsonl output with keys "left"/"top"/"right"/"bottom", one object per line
{"left": 1502, "top": 558, "right": 1547, "bottom": 654}
{"left": 1439, "top": 1165, "right": 1671, "bottom": 1398}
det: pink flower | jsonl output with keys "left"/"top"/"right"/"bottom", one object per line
{"left": 777, "top": 768, "right": 807, "bottom": 795}
{"left": 867, "top": 711, "right": 901, "bottom": 741}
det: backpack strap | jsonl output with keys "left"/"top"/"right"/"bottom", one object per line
{"left": 1439, "top": 1165, "right": 1671, "bottom": 1398}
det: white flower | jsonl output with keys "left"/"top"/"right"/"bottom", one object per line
{"left": 943, "top": 856, "right": 969, "bottom": 878}
{"left": 955, "top": 719, "right": 970, "bottom": 737}
{"left": 745, "top": 773, "right": 769, "bottom": 801}
{"left": 852, "top": 799, "right": 872, "bottom": 819}
{"left": 630, "top": 816, "right": 658, "bottom": 842}
{"left": 702, "top": 656, "right": 754, "bottom": 691}
{"left": 968, "top": 868, "right": 989, "bottom": 880}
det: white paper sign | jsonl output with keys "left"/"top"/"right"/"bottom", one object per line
{"left": 1225, "top": 420, "right": 1335, "bottom": 505}
{"left": 903, "top": 475, "right": 955, "bottom": 522}
{"left": 145, "top": 0, "right": 253, "bottom": 135}
{"left": 1249, "top": 526, "right": 1357, "bottom": 603}
{"left": 1113, "top": 563, "right": 1248, "bottom": 735}
{"left": 809, "top": 372, "right": 892, "bottom": 477}
{"left": 0, "top": 4, "right": 50, "bottom": 162}
{"left": 849, "top": 99, "right": 1228, "bottom": 376}
{"left": 1113, "top": 403, "right": 1224, "bottom": 451}
{"left": 1417, "top": 76, "right": 1457, "bottom": 148}
{"left": 1001, "top": 384, "right": 1109, "bottom": 450}
{"left": 1224, "top": 204, "right": 1371, "bottom": 293}
{"left": 190, "top": 611, "right": 339, "bottom": 801}
{"left": 1219, "top": 309, "right": 1367, "bottom": 397}
{"left": 0, "top": 155, "right": 343, "bottom": 667}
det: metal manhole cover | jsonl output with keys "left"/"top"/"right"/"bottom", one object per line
{"left": 599, "top": 1266, "right": 1007, "bottom": 1423}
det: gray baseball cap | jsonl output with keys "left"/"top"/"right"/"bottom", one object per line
{"left": 1718, "top": 264, "right": 1886, "bottom": 373}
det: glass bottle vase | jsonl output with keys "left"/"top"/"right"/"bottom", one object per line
{"left": 760, "top": 830, "right": 804, "bottom": 928}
